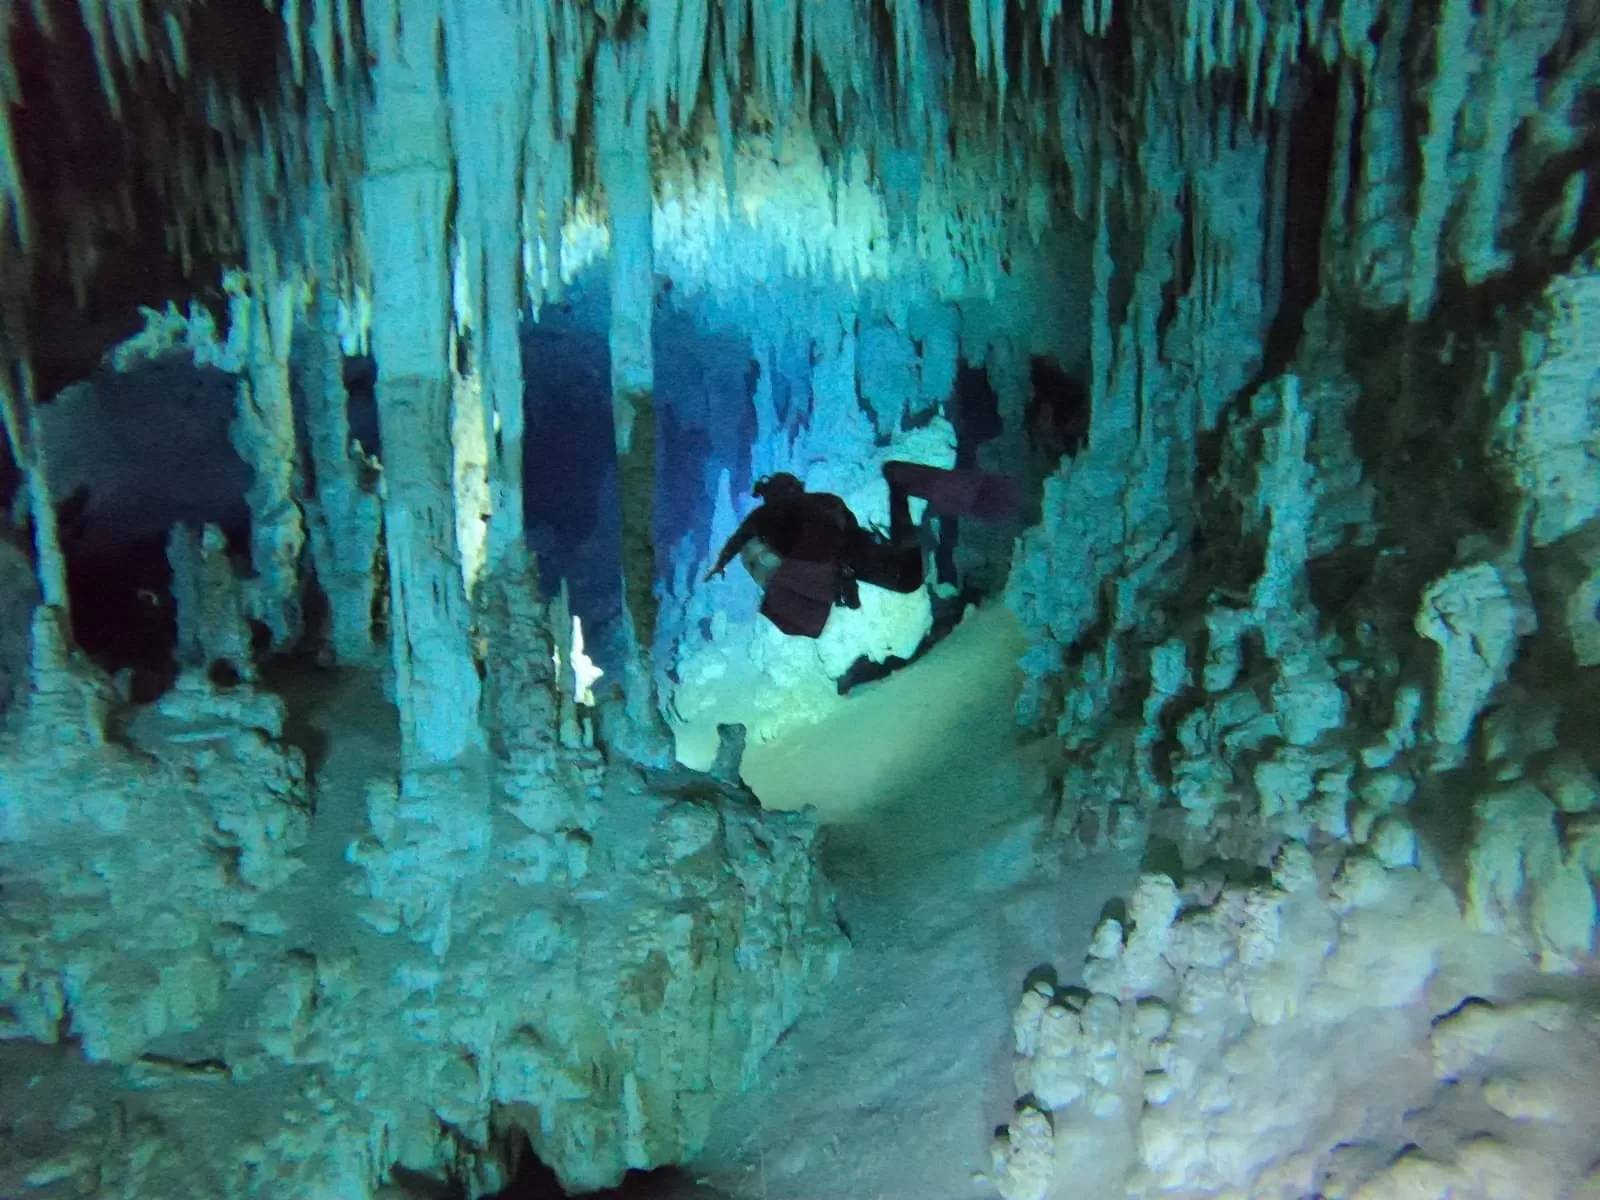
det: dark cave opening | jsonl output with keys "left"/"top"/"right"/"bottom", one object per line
{"left": 490, "top": 1154, "right": 707, "bottom": 1199}
{"left": 24, "top": 267, "right": 1075, "bottom": 713}
{"left": 31, "top": 275, "right": 766, "bottom": 694}
{"left": 39, "top": 357, "right": 254, "bottom": 691}
{"left": 388, "top": 1127, "right": 720, "bottom": 1199}
{"left": 1026, "top": 355, "right": 1090, "bottom": 469}
{"left": 518, "top": 281, "right": 760, "bottom": 674}
{"left": 1261, "top": 65, "right": 1339, "bottom": 373}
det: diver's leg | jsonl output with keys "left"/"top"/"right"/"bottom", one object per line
{"left": 882, "top": 459, "right": 1021, "bottom": 522}
{"left": 848, "top": 536, "right": 924, "bottom": 593}
{"left": 885, "top": 478, "right": 925, "bottom": 590}
{"left": 848, "top": 493, "right": 924, "bottom": 595}
{"left": 887, "top": 478, "right": 914, "bottom": 545}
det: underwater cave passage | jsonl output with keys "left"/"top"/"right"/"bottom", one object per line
{"left": 519, "top": 278, "right": 759, "bottom": 677}
{"left": 1026, "top": 354, "right": 1090, "bottom": 472}
{"left": 41, "top": 356, "right": 254, "bottom": 699}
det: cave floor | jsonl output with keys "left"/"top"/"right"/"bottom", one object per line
{"left": 697, "top": 606, "right": 1141, "bottom": 1199}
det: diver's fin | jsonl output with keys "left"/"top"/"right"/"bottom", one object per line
{"left": 760, "top": 558, "right": 838, "bottom": 638}
{"left": 882, "top": 461, "right": 1020, "bottom": 522}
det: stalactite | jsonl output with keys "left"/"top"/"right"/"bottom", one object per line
{"left": 1407, "top": 0, "right": 1476, "bottom": 320}
{"left": 678, "top": 0, "right": 708, "bottom": 114}
{"left": 970, "top": 0, "right": 991, "bottom": 85}
{"left": 1263, "top": 97, "right": 1289, "bottom": 328}
{"left": 1454, "top": 0, "right": 1562, "bottom": 288}
{"left": 284, "top": 0, "right": 305, "bottom": 85}
{"left": 647, "top": 0, "right": 679, "bottom": 123}
{"left": 310, "top": 0, "right": 336, "bottom": 100}
{"left": 1219, "top": 0, "right": 1237, "bottom": 73}
{"left": 800, "top": 0, "right": 814, "bottom": 118}
{"left": 1242, "top": 0, "right": 1264, "bottom": 114}
{"left": 1041, "top": 0, "right": 1062, "bottom": 59}
{"left": 712, "top": 32, "right": 736, "bottom": 211}
{"left": 1350, "top": 0, "right": 1413, "bottom": 309}
{"left": 228, "top": 275, "right": 307, "bottom": 651}
{"left": 78, "top": 0, "right": 122, "bottom": 117}
{"left": 0, "top": 23, "right": 27, "bottom": 251}
{"left": 1322, "top": 62, "right": 1357, "bottom": 284}
{"left": 1180, "top": 0, "right": 1197, "bottom": 80}
{"left": 162, "top": 11, "right": 186, "bottom": 79}
{"left": 232, "top": 157, "right": 309, "bottom": 651}
{"left": 444, "top": 0, "right": 531, "bottom": 566}
{"left": 1089, "top": 157, "right": 1114, "bottom": 415}
{"left": 110, "top": 0, "right": 148, "bottom": 63}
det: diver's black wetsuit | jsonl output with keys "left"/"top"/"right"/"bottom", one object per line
{"left": 707, "top": 464, "right": 1018, "bottom": 638}
{"left": 707, "top": 479, "right": 924, "bottom": 601}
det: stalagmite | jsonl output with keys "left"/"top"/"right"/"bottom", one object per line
{"left": 167, "top": 523, "right": 257, "bottom": 683}
{"left": 360, "top": 0, "right": 482, "bottom": 768}
{"left": 0, "top": 377, "right": 66, "bottom": 613}
{"left": 299, "top": 274, "right": 382, "bottom": 664}
{"left": 227, "top": 270, "right": 306, "bottom": 651}
{"left": 5, "top": 0, "right": 1600, "bottom": 1194}
{"left": 0, "top": 372, "right": 110, "bottom": 745}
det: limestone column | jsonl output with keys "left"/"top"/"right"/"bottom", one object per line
{"left": 229, "top": 161, "right": 309, "bottom": 653}
{"left": 443, "top": 0, "right": 529, "bottom": 567}
{"left": 596, "top": 35, "right": 671, "bottom": 760}
{"left": 361, "top": 0, "right": 481, "bottom": 767}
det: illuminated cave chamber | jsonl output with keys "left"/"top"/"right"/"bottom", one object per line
{"left": 1, "top": 1, "right": 1599, "bottom": 1199}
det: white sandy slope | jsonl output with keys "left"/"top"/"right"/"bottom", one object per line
{"left": 694, "top": 605, "right": 1142, "bottom": 1199}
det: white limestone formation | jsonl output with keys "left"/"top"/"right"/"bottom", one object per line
{"left": 992, "top": 850, "right": 1600, "bottom": 1199}
{"left": 299, "top": 273, "right": 383, "bottom": 665}
{"left": 168, "top": 523, "right": 257, "bottom": 684}
{"left": 359, "top": 0, "right": 482, "bottom": 770}
{"left": 227, "top": 272, "right": 307, "bottom": 652}
{"left": 1415, "top": 558, "right": 1537, "bottom": 756}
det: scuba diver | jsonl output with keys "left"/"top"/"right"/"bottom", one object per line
{"left": 703, "top": 461, "right": 1020, "bottom": 638}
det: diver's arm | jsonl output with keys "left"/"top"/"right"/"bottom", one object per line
{"left": 704, "top": 511, "right": 764, "bottom": 581}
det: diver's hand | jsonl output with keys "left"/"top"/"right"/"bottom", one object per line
{"left": 702, "top": 565, "right": 724, "bottom": 583}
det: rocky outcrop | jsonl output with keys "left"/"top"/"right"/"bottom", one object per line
{"left": 0, "top": 640, "right": 845, "bottom": 1197}
{"left": 989, "top": 846, "right": 1600, "bottom": 1199}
